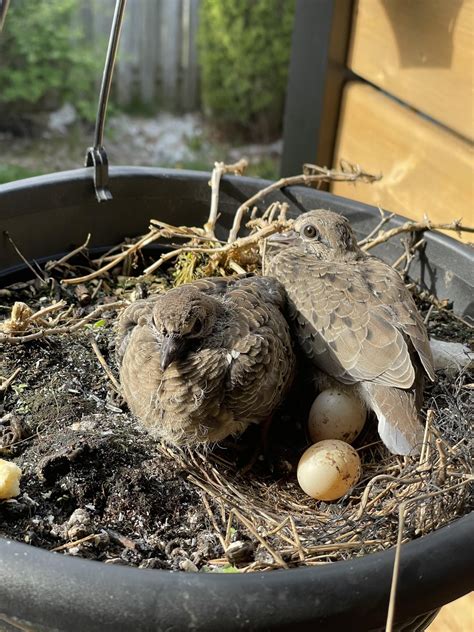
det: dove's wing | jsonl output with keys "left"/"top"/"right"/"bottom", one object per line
{"left": 115, "top": 298, "right": 156, "bottom": 362}
{"left": 188, "top": 275, "right": 287, "bottom": 309}
{"left": 269, "top": 249, "right": 434, "bottom": 388}
{"left": 222, "top": 280, "right": 295, "bottom": 420}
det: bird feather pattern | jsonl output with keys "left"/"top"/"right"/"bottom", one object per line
{"left": 268, "top": 210, "right": 435, "bottom": 455}
{"left": 116, "top": 275, "right": 295, "bottom": 446}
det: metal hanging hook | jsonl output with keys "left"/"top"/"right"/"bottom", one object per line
{"left": 85, "top": 0, "right": 128, "bottom": 203}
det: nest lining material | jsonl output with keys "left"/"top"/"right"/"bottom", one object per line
{"left": 0, "top": 161, "right": 472, "bottom": 572}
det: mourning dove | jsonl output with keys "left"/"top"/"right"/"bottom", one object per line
{"left": 116, "top": 276, "right": 295, "bottom": 446}
{"left": 267, "top": 210, "right": 435, "bottom": 455}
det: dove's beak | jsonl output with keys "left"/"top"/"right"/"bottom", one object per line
{"left": 160, "top": 333, "right": 185, "bottom": 371}
{"left": 268, "top": 229, "right": 298, "bottom": 246}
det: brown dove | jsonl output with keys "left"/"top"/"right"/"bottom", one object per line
{"left": 267, "top": 209, "right": 435, "bottom": 455}
{"left": 116, "top": 275, "right": 295, "bottom": 446}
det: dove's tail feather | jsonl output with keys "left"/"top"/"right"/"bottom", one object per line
{"left": 360, "top": 382, "right": 424, "bottom": 456}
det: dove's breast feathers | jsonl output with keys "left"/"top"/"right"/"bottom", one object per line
{"left": 116, "top": 276, "right": 295, "bottom": 445}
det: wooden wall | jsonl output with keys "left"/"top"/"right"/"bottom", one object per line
{"left": 331, "top": 0, "right": 474, "bottom": 242}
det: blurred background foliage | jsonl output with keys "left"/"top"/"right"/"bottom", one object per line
{"left": 198, "top": 0, "right": 295, "bottom": 140}
{"left": 0, "top": 0, "right": 295, "bottom": 183}
{"left": 0, "top": 0, "right": 101, "bottom": 122}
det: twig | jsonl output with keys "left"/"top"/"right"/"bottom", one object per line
{"left": 27, "top": 300, "right": 67, "bottom": 323}
{"left": 204, "top": 159, "right": 248, "bottom": 238}
{"left": 289, "top": 515, "right": 306, "bottom": 562}
{"left": 423, "top": 304, "right": 435, "bottom": 325}
{"left": 62, "top": 229, "right": 164, "bottom": 285}
{"left": 143, "top": 220, "right": 291, "bottom": 275}
{"left": 0, "top": 301, "right": 126, "bottom": 344}
{"left": 228, "top": 165, "right": 380, "bottom": 243}
{"left": 46, "top": 233, "right": 91, "bottom": 271}
{"left": 385, "top": 478, "right": 473, "bottom": 632}
{"left": 3, "top": 231, "right": 46, "bottom": 285}
{"left": 0, "top": 367, "right": 21, "bottom": 392}
{"left": 391, "top": 238, "right": 425, "bottom": 270}
{"left": 386, "top": 503, "right": 407, "bottom": 632}
{"left": 50, "top": 532, "right": 105, "bottom": 552}
{"left": 89, "top": 335, "right": 121, "bottom": 393}
{"left": 200, "top": 493, "right": 227, "bottom": 551}
{"left": 232, "top": 509, "right": 288, "bottom": 568}
{"left": 362, "top": 219, "right": 474, "bottom": 252}
{"left": 303, "top": 161, "right": 381, "bottom": 184}
{"left": 358, "top": 208, "right": 395, "bottom": 246}
{"left": 419, "top": 410, "right": 434, "bottom": 467}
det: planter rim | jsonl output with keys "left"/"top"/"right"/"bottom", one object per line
{"left": 1, "top": 166, "right": 472, "bottom": 630}
{"left": 0, "top": 513, "right": 472, "bottom": 631}
{"left": 0, "top": 165, "right": 472, "bottom": 262}
{"left": 0, "top": 165, "right": 474, "bottom": 252}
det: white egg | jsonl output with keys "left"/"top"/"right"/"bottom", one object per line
{"left": 297, "top": 440, "right": 361, "bottom": 501}
{"left": 308, "top": 388, "right": 366, "bottom": 444}
{"left": 0, "top": 458, "right": 22, "bottom": 500}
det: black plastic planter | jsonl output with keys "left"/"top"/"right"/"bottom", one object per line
{"left": 0, "top": 168, "right": 473, "bottom": 632}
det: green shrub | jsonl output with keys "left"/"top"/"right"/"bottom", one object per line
{"left": 198, "top": 0, "right": 295, "bottom": 140}
{"left": 0, "top": 0, "right": 101, "bottom": 121}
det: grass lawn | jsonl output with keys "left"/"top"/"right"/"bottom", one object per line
{"left": 0, "top": 164, "right": 43, "bottom": 185}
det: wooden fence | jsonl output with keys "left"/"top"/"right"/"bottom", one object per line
{"left": 81, "top": 0, "right": 200, "bottom": 111}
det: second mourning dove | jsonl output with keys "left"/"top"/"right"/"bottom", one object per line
{"left": 116, "top": 276, "right": 295, "bottom": 445}
{"left": 268, "top": 210, "right": 435, "bottom": 455}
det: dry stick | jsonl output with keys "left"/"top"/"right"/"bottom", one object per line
{"left": 289, "top": 515, "right": 306, "bottom": 562}
{"left": 26, "top": 300, "right": 67, "bottom": 323}
{"left": 200, "top": 492, "right": 227, "bottom": 551}
{"left": 89, "top": 335, "right": 121, "bottom": 393}
{"left": 303, "top": 161, "right": 381, "bottom": 184}
{"left": 50, "top": 532, "right": 106, "bottom": 553}
{"left": 435, "top": 439, "right": 448, "bottom": 485}
{"left": 386, "top": 503, "right": 407, "bottom": 632}
{"left": 228, "top": 259, "right": 246, "bottom": 275}
{"left": 232, "top": 509, "right": 288, "bottom": 569}
{"left": 204, "top": 159, "right": 249, "bottom": 238}
{"left": 143, "top": 220, "right": 291, "bottom": 276}
{"left": 391, "top": 238, "right": 425, "bottom": 270}
{"left": 62, "top": 229, "right": 164, "bottom": 285}
{"left": 149, "top": 219, "right": 222, "bottom": 242}
{"left": 419, "top": 410, "right": 434, "bottom": 467}
{"left": 362, "top": 219, "right": 474, "bottom": 252}
{"left": 228, "top": 168, "right": 377, "bottom": 243}
{"left": 0, "top": 301, "right": 126, "bottom": 344}
{"left": 423, "top": 303, "right": 435, "bottom": 325}
{"left": 4, "top": 231, "right": 46, "bottom": 285}
{"left": 358, "top": 209, "right": 395, "bottom": 246}
{"left": 0, "top": 367, "right": 21, "bottom": 392}
{"left": 356, "top": 475, "right": 421, "bottom": 519}
{"left": 385, "top": 478, "right": 473, "bottom": 632}
{"left": 46, "top": 233, "right": 91, "bottom": 271}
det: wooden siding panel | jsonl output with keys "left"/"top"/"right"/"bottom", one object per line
{"left": 348, "top": 0, "right": 474, "bottom": 141}
{"left": 331, "top": 83, "right": 474, "bottom": 243}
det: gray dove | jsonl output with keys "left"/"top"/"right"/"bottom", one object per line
{"left": 116, "top": 275, "right": 295, "bottom": 446}
{"left": 267, "top": 209, "right": 435, "bottom": 455}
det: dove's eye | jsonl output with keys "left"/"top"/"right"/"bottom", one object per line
{"left": 302, "top": 224, "right": 319, "bottom": 239}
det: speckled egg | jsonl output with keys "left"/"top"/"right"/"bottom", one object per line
{"left": 297, "top": 439, "right": 361, "bottom": 501}
{"left": 308, "top": 388, "right": 366, "bottom": 444}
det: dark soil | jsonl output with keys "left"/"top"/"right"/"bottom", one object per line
{"left": 0, "top": 271, "right": 472, "bottom": 572}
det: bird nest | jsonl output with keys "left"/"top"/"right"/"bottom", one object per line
{"left": 0, "top": 160, "right": 472, "bottom": 573}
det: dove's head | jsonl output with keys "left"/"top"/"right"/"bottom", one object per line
{"left": 291, "top": 210, "right": 361, "bottom": 260}
{"left": 151, "top": 286, "right": 218, "bottom": 371}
